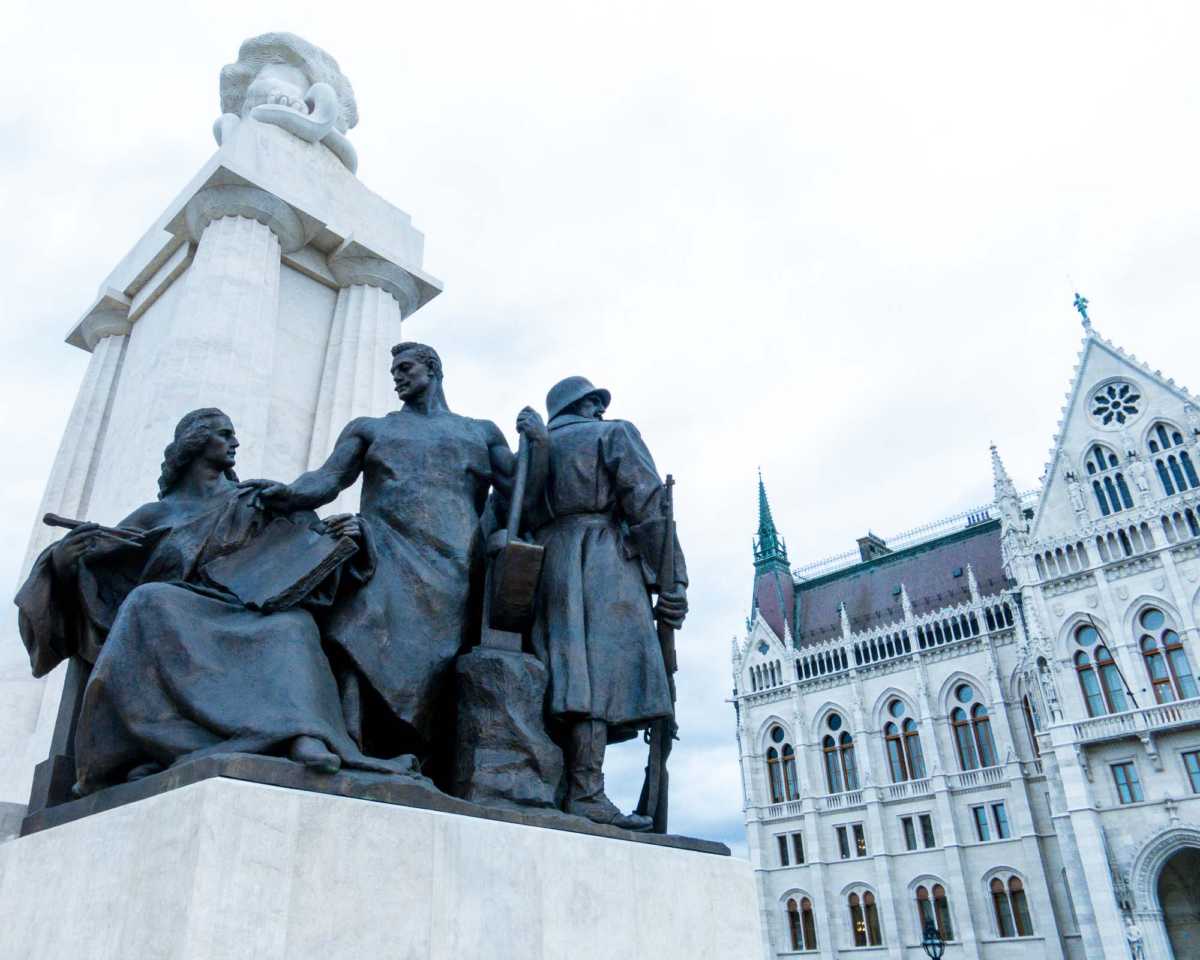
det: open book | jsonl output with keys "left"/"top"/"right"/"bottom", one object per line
{"left": 202, "top": 517, "right": 358, "bottom": 612}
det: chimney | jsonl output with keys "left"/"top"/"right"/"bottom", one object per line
{"left": 857, "top": 531, "right": 891, "bottom": 562}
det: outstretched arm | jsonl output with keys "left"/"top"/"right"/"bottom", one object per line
{"left": 245, "top": 419, "right": 370, "bottom": 512}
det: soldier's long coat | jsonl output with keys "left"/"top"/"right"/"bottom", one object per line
{"left": 530, "top": 415, "right": 686, "bottom": 742}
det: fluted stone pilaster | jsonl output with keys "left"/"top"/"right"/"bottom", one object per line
{"left": 307, "top": 272, "right": 403, "bottom": 516}
{"left": 139, "top": 208, "right": 285, "bottom": 483}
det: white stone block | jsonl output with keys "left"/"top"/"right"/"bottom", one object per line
{"left": 0, "top": 778, "right": 757, "bottom": 960}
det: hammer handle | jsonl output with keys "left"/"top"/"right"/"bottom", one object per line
{"left": 506, "top": 436, "right": 531, "bottom": 541}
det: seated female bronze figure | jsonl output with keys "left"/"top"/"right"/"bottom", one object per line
{"left": 16, "top": 408, "right": 416, "bottom": 794}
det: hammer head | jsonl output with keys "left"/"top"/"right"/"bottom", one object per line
{"left": 488, "top": 540, "right": 545, "bottom": 633}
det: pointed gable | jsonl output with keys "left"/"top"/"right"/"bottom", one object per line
{"left": 1030, "top": 322, "right": 1200, "bottom": 541}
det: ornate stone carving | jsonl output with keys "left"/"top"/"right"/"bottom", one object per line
{"left": 214, "top": 33, "right": 359, "bottom": 173}
{"left": 1185, "top": 402, "right": 1200, "bottom": 438}
{"left": 328, "top": 241, "right": 421, "bottom": 316}
{"left": 183, "top": 185, "right": 309, "bottom": 253}
{"left": 1038, "top": 656, "right": 1063, "bottom": 722}
{"left": 1065, "top": 469, "right": 1089, "bottom": 522}
{"left": 76, "top": 290, "right": 132, "bottom": 351}
{"left": 1128, "top": 822, "right": 1200, "bottom": 909}
{"left": 1127, "top": 451, "right": 1152, "bottom": 496}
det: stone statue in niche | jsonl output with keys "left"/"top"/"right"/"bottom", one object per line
{"left": 214, "top": 32, "right": 360, "bottom": 173}
{"left": 1064, "top": 469, "right": 1088, "bottom": 520}
{"left": 244, "top": 343, "right": 549, "bottom": 782}
{"left": 1124, "top": 916, "right": 1145, "bottom": 960}
{"left": 1037, "top": 656, "right": 1063, "bottom": 722}
{"left": 526, "top": 377, "right": 687, "bottom": 831}
{"left": 1127, "top": 451, "right": 1152, "bottom": 496}
{"left": 14, "top": 408, "right": 418, "bottom": 796}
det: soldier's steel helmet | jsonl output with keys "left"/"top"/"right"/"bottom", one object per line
{"left": 546, "top": 376, "right": 611, "bottom": 420}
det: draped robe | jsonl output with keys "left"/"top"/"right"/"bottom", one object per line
{"left": 15, "top": 487, "right": 415, "bottom": 793}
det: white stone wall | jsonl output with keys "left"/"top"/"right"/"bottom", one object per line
{"left": 0, "top": 778, "right": 761, "bottom": 960}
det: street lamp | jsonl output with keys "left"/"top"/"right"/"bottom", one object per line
{"left": 921, "top": 920, "right": 946, "bottom": 959}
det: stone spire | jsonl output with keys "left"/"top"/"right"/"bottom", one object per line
{"left": 750, "top": 470, "right": 795, "bottom": 643}
{"left": 991, "top": 443, "right": 1018, "bottom": 504}
{"left": 753, "top": 469, "right": 789, "bottom": 572}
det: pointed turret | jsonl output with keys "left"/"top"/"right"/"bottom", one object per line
{"left": 753, "top": 469, "right": 789, "bottom": 572}
{"left": 750, "top": 470, "right": 795, "bottom": 643}
{"left": 991, "top": 443, "right": 1019, "bottom": 504}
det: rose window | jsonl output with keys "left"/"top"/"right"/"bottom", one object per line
{"left": 1090, "top": 381, "right": 1140, "bottom": 426}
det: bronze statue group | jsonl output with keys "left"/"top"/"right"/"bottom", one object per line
{"left": 15, "top": 342, "right": 687, "bottom": 833}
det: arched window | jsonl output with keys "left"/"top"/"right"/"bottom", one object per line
{"left": 1085, "top": 443, "right": 1134, "bottom": 515}
{"left": 950, "top": 683, "right": 997, "bottom": 770}
{"left": 1074, "top": 624, "right": 1129, "bottom": 716}
{"left": 1139, "top": 607, "right": 1198, "bottom": 703}
{"left": 766, "top": 747, "right": 784, "bottom": 803}
{"left": 1148, "top": 422, "right": 1200, "bottom": 496}
{"left": 848, "top": 890, "right": 883, "bottom": 947}
{"left": 990, "top": 875, "right": 1033, "bottom": 937}
{"left": 782, "top": 744, "right": 799, "bottom": 800}
{"left": 821, "top": 713, "right": 858, "bottom": 793}
{"left": 915, "top": 883, "right": 954, "bottom": 941}
{"left": 765, "top": 725, "right": 797, "bottom": 802}
{"left": 785, "top": 897, "right": 817, "bottom": 951}
{"left": 883, "top": 698, "right": 926, "bottom": 782}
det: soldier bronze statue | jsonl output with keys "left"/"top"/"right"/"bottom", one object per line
{"left": 528, "top": 376, "right": 687, "bottom": 830}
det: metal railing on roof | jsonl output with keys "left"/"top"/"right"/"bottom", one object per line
{"left": 791, "top": 490, "right": 1037, "bottom": 581}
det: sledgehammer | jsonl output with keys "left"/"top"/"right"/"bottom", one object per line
{"left": 488, "top": 435, "right": 545, "bottom": 633}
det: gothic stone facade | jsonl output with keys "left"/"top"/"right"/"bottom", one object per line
{"left": 733, "top": 322, "right": 1200, "bottom": 959}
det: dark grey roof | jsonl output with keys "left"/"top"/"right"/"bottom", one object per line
{"left": 793, "top": 519, "right": 1007, "bottom": 648}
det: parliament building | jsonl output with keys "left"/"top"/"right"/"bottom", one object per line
{"left": 733, "top": 315, "right": 1200, "bottom": 959}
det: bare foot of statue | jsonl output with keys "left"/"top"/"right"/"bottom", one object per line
{"left": 289, "top": 735, "right": 341, "bottom": 774}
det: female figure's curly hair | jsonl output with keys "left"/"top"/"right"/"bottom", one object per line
{"left": 157, "top": 408, "right": 238, "bottom": 499}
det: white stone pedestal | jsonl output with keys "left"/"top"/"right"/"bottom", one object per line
{"left": 0, "top": 778, "right": 758, "bottom": 960}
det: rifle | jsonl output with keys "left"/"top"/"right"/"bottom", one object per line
{"left": 636, "top": 475, "right": 678, "bottom": 834}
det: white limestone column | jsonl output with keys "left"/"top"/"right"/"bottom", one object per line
{"left": 20, "top": 315, "right": 130, "bottom": 577}
{"left": 138, "top": 185, "right": 306, "bottom": 484}
{"left": 305, "top": 249, "right": 419, "bottom": 516}
{"left": 0, "top": 318, "right": 129, "bottom": 827}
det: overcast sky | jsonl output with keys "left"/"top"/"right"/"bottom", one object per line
{"left": 5, "top": 1, "right": 1200, "bottom": 854}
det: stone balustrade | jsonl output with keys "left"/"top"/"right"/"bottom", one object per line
{"left": 1072, "top": 694, "right": 1200, "bottom": 745}
{"left": 946, "top": 764, "right": 1007, "bottom": 792}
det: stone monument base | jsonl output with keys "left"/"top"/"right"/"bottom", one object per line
{"left": 0, "top": 774, "right": 758, "bottom": 959}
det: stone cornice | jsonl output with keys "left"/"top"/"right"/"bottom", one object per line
{"left": 69, "top": 289, "right": 132, "bottom": 351}
{"left": 183, "top": 184, "right": 310, "bottom": 253}
{"left": 327, "top": 239, "right": 421, "bottom": 316}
